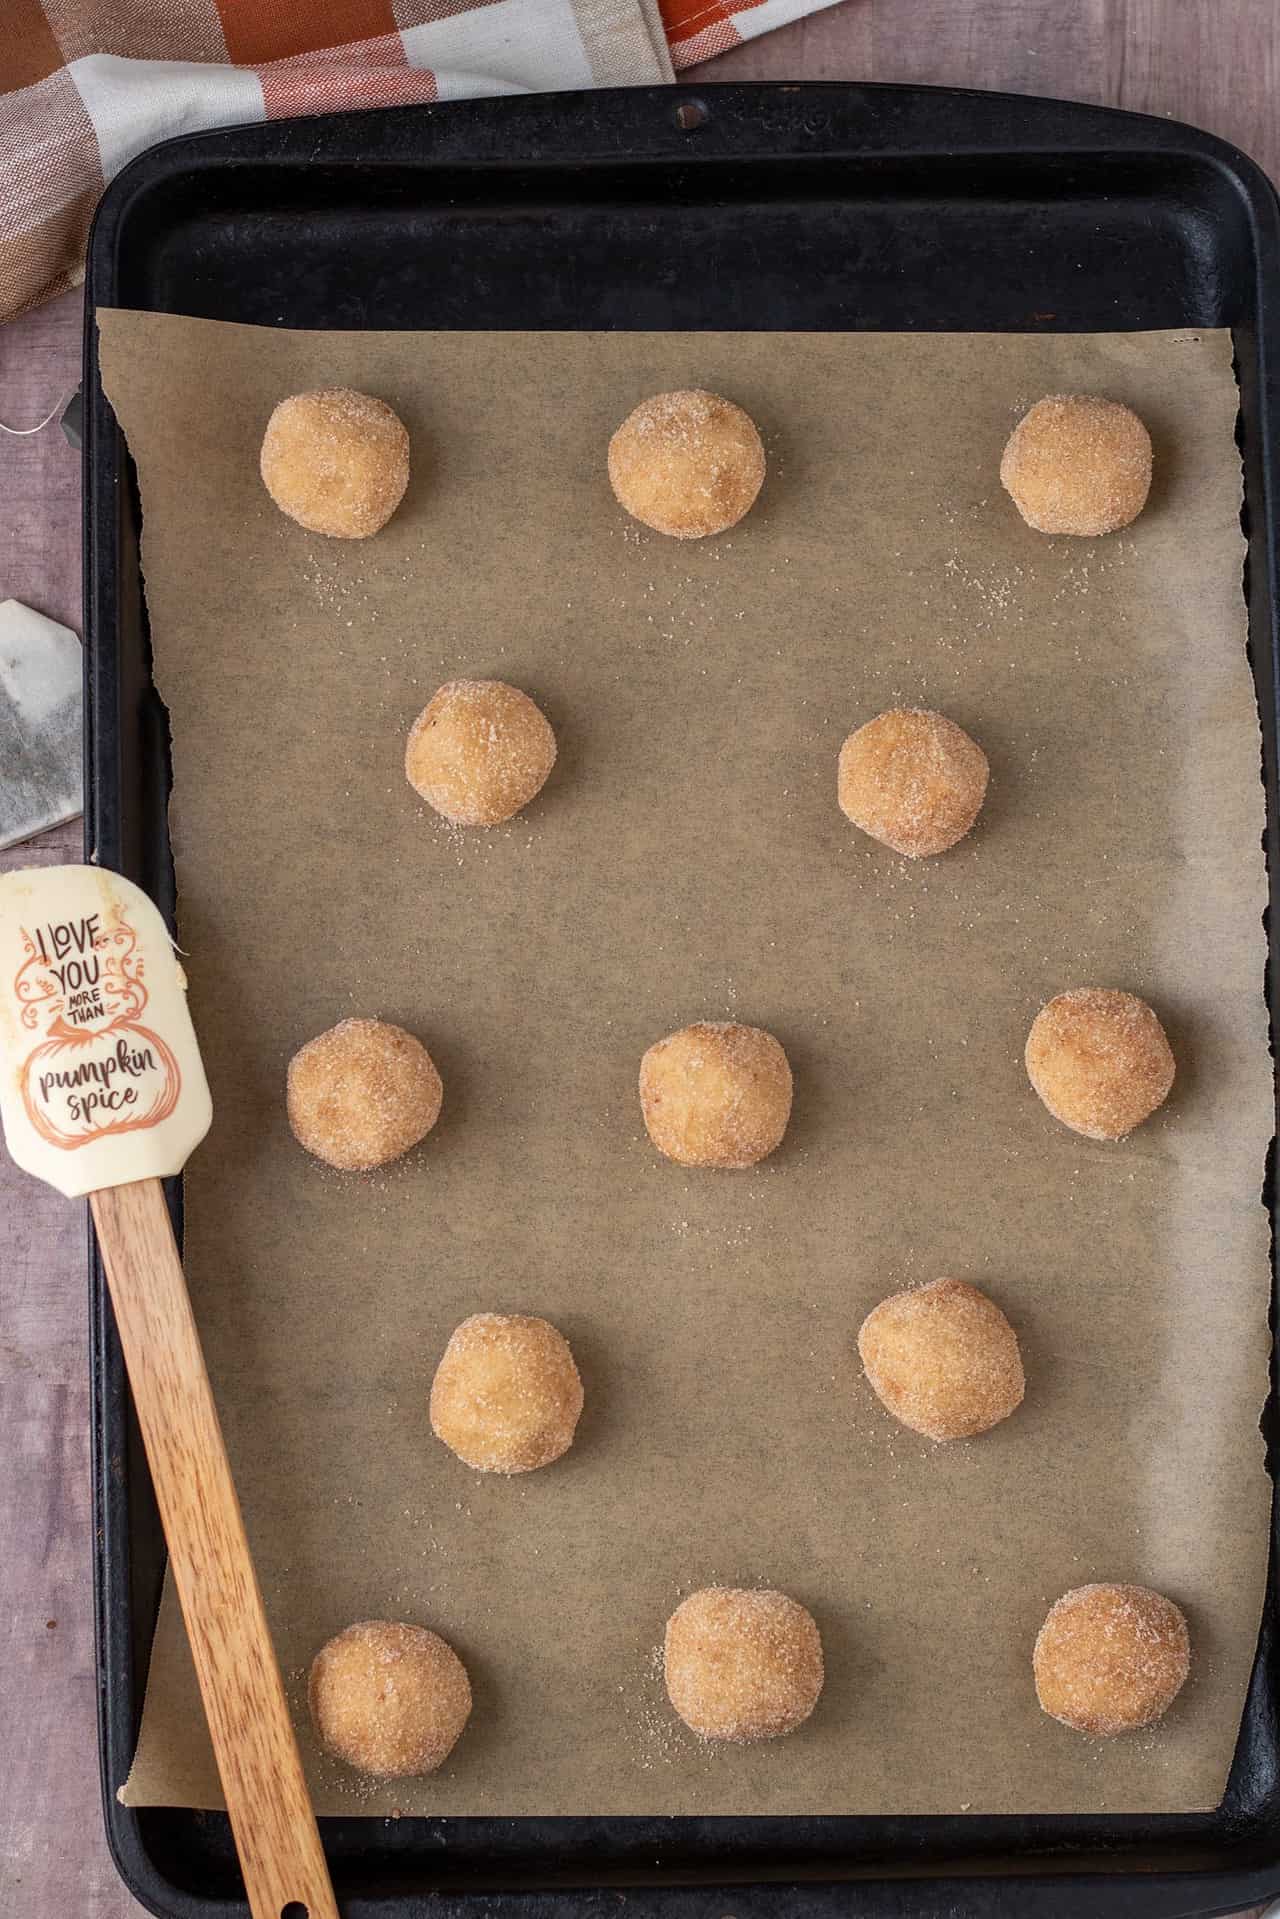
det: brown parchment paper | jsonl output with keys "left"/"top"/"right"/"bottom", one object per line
{"left": 97, "top": 312, "right": 1271, "bottom": 1817}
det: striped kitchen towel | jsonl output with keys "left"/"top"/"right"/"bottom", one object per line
{"left": 2, "top": 0, "right": 837, "bottom": 326}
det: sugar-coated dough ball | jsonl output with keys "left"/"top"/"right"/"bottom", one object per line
{"left": 1001, "top": 395, "right": 1152, "bottom": 536}
{"left": 857, "top": 1277, "right": 1024, "bottom": 1441}
{"left": 664, "top": 1587, "right": 823, "bottom": 1743}
{"left": 260, "top": 388, "right": 409, "bottom": 538}
{"left": 406, "top": 679, "right": 556, "bottom": 827}
{"left": 1026, "top": 988, "right": 1174, "bottom": 1141}
{"left": 309, "top": 1620, "right": 471, "bottom": 1776}
{"left": 639, "top": 1021, "right": 792, "bottom": 1168}
{"left": 288, "top": 1017, "right": 442, "bottom": 1171}
{"left": 608, "top": 389, "right": 765, "bottom": 539}
{"left": 838, "top": 707, "right": 989, "bottom": 858}
{"left": 1034, "top": 1584, "right": 1190, "bottom": 1736}
{"left": 430, "top": 1312, "right": 583, "bottom": 1473}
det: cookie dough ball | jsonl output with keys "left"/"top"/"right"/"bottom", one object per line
{"left": 639, "top": 1022, "right": 792, "bottom": 1169}
{"left": 1026, "top": 988, "right": 1174, "bottom": 1141}
{"left": 430, "top": 1313, "right": 583, "bottom": 1473}
{"left": 406, "top": 679, "right": 556, "bottom": 827}
{"left": 857, "top": 1277, "right": 1024, "bottom": 1441}
{"left": 608, "top": 389, "right": 765, "bottom": 539}
{"left": 1001, "top": 395, "right": 1152, "bottom": 537}
{"left": 665, "top": 1587, "right": 823, "bottom": 1742}
{"left": 1034, "top": 1584, "right": 1190, "bottom": 1736}
{"left": 309, "top": 1620, "right": 471, "bottom": 1777}
{"left": 838, "top": 708, "right": 988, "bottom": 859}
{"left": 260, "top": 388, "right": 409, "bottom": 538}
{"left": 288, "top": 1017, "right": 442, "bottom": 1171}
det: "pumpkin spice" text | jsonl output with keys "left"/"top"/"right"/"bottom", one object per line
{"left": 38, "top": 1036, "right": 159, "bottom": 1122}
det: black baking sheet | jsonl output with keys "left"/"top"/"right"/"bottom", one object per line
{"left": 83, "top": 83, "right": 1280, "bottom": 1919}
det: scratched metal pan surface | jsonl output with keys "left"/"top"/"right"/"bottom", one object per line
{"left": 82, "top": 83, "right": 1280, "bottom": 1919}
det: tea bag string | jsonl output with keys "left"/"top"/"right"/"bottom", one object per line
{"left": 0, "top": 392, "right": 70, "bottom": 436}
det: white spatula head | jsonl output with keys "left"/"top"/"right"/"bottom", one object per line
{"left": 0, "top": 865, "right": 210, "bottom": 1197}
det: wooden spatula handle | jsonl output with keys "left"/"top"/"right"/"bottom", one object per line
{"left": 90, "top": 1177, "right": 339, "bottom": 1919}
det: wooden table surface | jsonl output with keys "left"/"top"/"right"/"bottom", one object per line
{"left": 2, "top": 3, "right": 1276, "bottom": 1913}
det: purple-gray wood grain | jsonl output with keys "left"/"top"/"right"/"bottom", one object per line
{"left": 3, "top": 5, "right": 1277, "bottom": 1909}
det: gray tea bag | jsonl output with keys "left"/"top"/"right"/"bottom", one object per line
{"left": 0, "top": 599, "right": 82, "bottom": 849}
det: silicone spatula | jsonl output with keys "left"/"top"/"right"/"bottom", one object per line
{"left": 0, "top": 864, "right": 339, "bottom": 1919}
